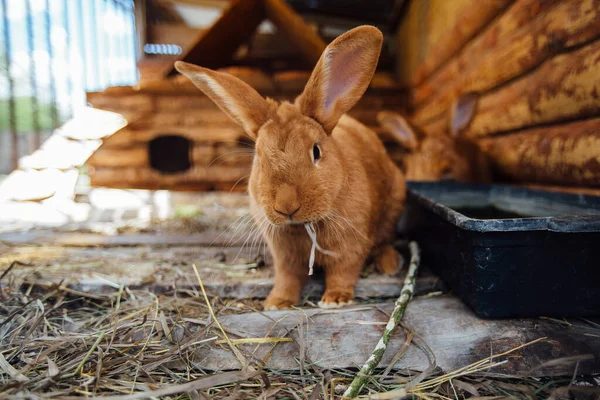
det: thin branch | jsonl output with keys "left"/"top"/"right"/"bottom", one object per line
{"left": 343, "top": 241, "right": 421, "bottom": 398}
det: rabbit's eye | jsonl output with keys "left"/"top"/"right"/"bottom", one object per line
{"left": 312, "top": 144, "right": 321, "bottom": 163}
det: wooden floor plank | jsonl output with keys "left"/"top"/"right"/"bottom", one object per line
{"left": 0, "top": 230, "right": 239, "bottom": 247}
{"left": 0, "top": 245, "right": 444, "bottom": 300}
{"left": 187, "top": 296, "right": 600, "bottom": 376}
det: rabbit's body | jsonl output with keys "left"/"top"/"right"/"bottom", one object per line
{"left": 249, "top": 112, "right": 405, "bottom": 308}
{"left": 176, "top": 26, "right": 405, "bottom": 309}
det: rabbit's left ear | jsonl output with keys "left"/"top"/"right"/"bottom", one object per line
{"left": 296, "top": 26, "right": 383, "bottom": 133}
{"left": 175, "top": 61, "right": 272, "bottom": 139}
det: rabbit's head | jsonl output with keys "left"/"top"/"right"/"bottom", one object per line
{"left": 176, "top": 26, "right": 383, "bottom": 225}
{"left": 377, "top": 111, "right": 472, "bottom": 181}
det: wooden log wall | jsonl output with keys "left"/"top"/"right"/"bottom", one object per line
{"left": 85, "top": 67, "right": 406, "bottom": 192}
{"left": 396, "top": 0, "right": 600, "bottom": 189}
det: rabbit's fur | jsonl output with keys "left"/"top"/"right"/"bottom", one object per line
{"left": 176, "top": 26, "right": 405, "bottom": 309}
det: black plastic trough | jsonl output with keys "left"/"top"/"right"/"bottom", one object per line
{"left": 398, "top": 182, "right": 600, "bottom": 318}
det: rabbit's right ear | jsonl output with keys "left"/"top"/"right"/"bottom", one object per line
{"left": 175, "top": 61, "right": 272, "bottom": 139}
{"left": 377, "top": 111, "right": 419, "bottom": 150}
{"left": 297, "top": 26, "right": 383, "bottom": 133}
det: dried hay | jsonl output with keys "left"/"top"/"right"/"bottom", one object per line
{"left": 1, "top": 260, "right": 599, "bottom": 399}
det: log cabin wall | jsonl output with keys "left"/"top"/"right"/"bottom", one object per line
{"left": 85, "top": 69, "right": 406, "bottom": 191}
{"left": 395, "top": 0, "right": 600, "bottom": 189}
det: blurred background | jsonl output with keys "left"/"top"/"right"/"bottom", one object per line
{"left": 0, "top": 0, "right": 599, "bottom": 230}
{"left": 0, "top": 0, "right": 405, "bottom": 175}
{"left": 0, "top": 0, "right": 138, "bottom": 174}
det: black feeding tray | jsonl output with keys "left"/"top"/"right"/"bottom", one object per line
{"left": 398, "top": 182, "right": 600, "bottom": 318}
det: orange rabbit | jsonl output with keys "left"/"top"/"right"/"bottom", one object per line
{"left": 175, "top": 26, "right": 406, "bottom": 309}
{"left": 377, "top": 111, "right": 491, "bottom": 183}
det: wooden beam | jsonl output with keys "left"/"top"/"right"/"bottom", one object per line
{"left": 479, "top": 118, "right": 600, "bottom": 187}
{"left": 87, "top": 143, "right": 253, "bottom": 168}
{"left": 413, "top": 0, "right": 600, "bottom": 124}
{"left": 96, "top": 126, "right": 243, "bottom": 150}
{"left": 463, "top": 39, "right": 600, "bottom": 138}
{"left": 88, "top": 165, "right": 250, "bottom": 188}
{"left": 0, "top": 232, "right": 244, "bottom": 247}
{"left": 165, "top": 0, "right": 266, "bottom": 76}
{"left": 264, "top": 0, "right": 327, "bottom": 67}
{"left": 395, "top": 0, "right": 512, "bottom": 87}
{"left": 411, "top": 0, "right": 512, "bottom": 87}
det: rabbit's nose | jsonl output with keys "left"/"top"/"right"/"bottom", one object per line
{"left": 274, "top": 185, "right": 300, "bottom": 220}
{"left": 274, "top": 206, "right": 301, "bottom": 220}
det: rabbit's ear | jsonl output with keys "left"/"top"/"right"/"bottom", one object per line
{"left": 377, "top": 111, "right": 419, "bottom": 150}
{"left": 296, "top": 26, "right": 383, "bottom": 133}
{"left": 450, "top": 92, "right": 479, "bottom": 138}
{"left": 175, "top": 61, "right": 271, "bottom": 139}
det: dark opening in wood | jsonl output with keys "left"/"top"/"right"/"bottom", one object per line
{"left": 149, "top": 135, "right": 192, "bottom": 174}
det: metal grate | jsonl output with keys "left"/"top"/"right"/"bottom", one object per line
{"left": 0, "top": 0, "right": 139, "bottom": 174}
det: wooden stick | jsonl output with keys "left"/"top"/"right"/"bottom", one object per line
{"left": 343, "top": 241, "right": 421, "bottom": 398}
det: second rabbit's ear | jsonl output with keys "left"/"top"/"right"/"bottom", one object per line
{"left": 451, "top": 92, "right": 479, "bottom": 137}
{"left": 377, "top": 111, "right": 419, "bottom": 150}
{"left": 296, "top": 26, "right": 383, "bottom": 133}
{"left": 175, "top": 61, "right": 272, "bottom": 139}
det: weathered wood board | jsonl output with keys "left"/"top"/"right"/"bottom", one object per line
{"left": 480, "top": 118, "right": 600, "bottom": 186}
{"left": 88, "top": 143, "right": 253, "bottom": 169}
{"left": 395, "top": 0, "right": 511, "bottom": 87}
{"left": 463, "top": 39, "right": 600, "bottom": 138}
{"left": 187, "top": 296, "right": 600, "bottom": 376}
{"left": 410, "top": 0, "right": 513, "bottom": 87}
{"left": 89, "top": 165, "right": 250, "bottom": 189}
{"left": 413, "top": 0, "right": 600, "bottom": 122}
{"left": 0, "top": 244, "right": 444, "bottom": 300}
{"left": 0, "top": 231, "right": 239, "bottom": 247}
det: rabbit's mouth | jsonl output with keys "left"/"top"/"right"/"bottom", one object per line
{"left": 269, "top": 213, "right": 322, "bottom": 227}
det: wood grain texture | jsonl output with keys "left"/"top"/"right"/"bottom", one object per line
{"left": 411, "top": 0, "right": 513, "bottom": 87}
{"left": 413, "top": 0, "right": 600, "bottom": 124}
{"left": 0, "top": 243, "right": 443, "bottom": 300}
{"left": 130, "top": 109, "right": 236, "bottom": 128}
{"left": 89, "top": 165, "right": 250, "bottom": 187}
{"left": 395, "top": 0, "right": 511, "bottom": 87}
{"left": 464, "top": 39, "right": 600, "bottom": 138}
{"left": 87, "top": 143, "right": 252, "bottom": 169}
{"left": 86, "top": 93, "right": 154, "bottom": 121}
{"left": 97, "top": 126, "right": 244, "bottom": 148}
{"left": 480, "top": 118, "right": 600, "bottom": 186}
{"left": 165, "top": 0, "right": 266, "bottom": 76}
{"left": 191, "top": 296, "right": 600, "bottom": 375}
{"left": 87, "top": 146, "right": 149, "bottom": 168}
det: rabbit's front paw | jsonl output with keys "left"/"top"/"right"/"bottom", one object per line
{"left": 318, "top": 290, "right": 354, "bottom": 308}
{"left": 264, "top": 294, "right": 295, "bottom": 311}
